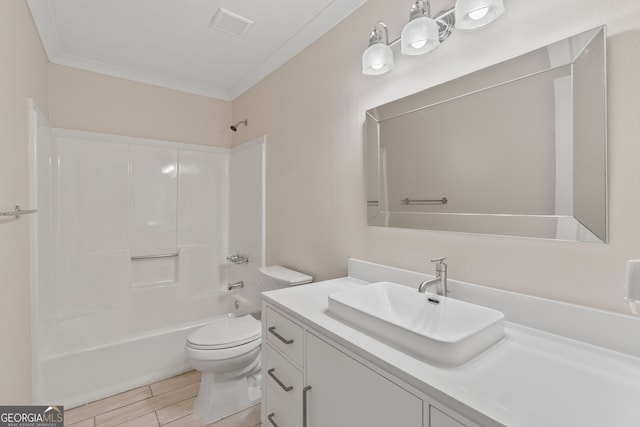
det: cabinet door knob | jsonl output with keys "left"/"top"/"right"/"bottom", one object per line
{"left": 267, "top": 368, "right": 294, "bottom": 392}
{"left": 267, "top": 412, "right": 279, "bottom": 427}
{"left": 303, "top": 385, "right": 312, "bottom": 427}
{"left": 268, "top": 326, "right": 294, "bottom": 344}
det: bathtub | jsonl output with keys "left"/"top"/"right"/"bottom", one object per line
{"left": 34, "top": 295, "right": 261, "bottom": 408}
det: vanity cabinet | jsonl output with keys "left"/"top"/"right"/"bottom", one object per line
{"left": 263, "top": 303, "right": 473, "bottom": 427}
{"left": 305, "top": 331, "right": 422, "bottom": 426}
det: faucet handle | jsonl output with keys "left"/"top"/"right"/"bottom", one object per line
{"left": 430, "top": 257, "right": 446, "bottom": 264}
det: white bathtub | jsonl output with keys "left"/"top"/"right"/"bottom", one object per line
{"left": 34, "top": 294, "right": 261, "bottom": 408}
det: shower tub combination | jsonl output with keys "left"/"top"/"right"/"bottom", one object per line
{"left": 30, "top": 107, "right": 265, "bottom": 408}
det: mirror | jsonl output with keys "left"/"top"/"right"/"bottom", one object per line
{"left": 366, "top": 26, "right": 607, "bottom": 242}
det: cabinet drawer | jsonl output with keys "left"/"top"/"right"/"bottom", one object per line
{"left": 265, "top": 307, "right": 304, "bottom": 366}
{"left": 264, "top": 343, "right": 302, "bottom": 427}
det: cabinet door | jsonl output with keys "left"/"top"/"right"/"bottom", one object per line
{"left": 306, "top": 332, "right": 422, "bottom": 427}
{"left": 430, "top": 406, "right": 467, "bottom": 427}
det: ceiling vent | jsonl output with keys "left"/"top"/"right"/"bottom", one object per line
{"left": 209, "top": 8, "right": 254, "bottom": 37}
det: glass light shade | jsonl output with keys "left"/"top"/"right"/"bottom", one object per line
{"left": 362, "top": 43, "right": 394, "bottom": 75}
{"left": 401, "top": 16, "right": 440, "bottom": 56}
{"left": 455, "top": 0, "right": 505, "bottom": 30}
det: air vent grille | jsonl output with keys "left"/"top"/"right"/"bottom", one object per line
{"left": 209, "top": 8, "right": 254, "bottom": 37}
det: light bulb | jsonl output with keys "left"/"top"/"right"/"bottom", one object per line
{"left": 468, "top": 7, "right": 489, "bottom": 20}
{"left": 455, "top": 0, "right": 504, "bottom": 30}
{"left": 411, "top": 39, "right": 427, "bottom": 49}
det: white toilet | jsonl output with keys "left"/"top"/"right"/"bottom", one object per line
{"left": 185, "top": 265, "right": 312, "bottom": 422}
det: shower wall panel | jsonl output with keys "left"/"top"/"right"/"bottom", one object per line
{"left": 32, "top": 128, "right": 265, "bottom": 406}
{"left": 56, "top": 136, "right": 130, "bottom": 321}
{"left": 40, "top": 130, "right": 232, "bottom": 350}
{"left": 130, "top": 145, "right": 178, "bottom": 258}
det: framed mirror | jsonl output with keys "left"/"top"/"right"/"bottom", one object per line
{"left": 366, "top": 26, "right": 607, "bottom": 243}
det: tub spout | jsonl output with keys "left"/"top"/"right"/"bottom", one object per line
{"left": 227, "top": 281, "right": 244, "bottom": 291}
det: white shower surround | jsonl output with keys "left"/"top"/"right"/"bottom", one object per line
{"left": 30, "top": 118, "right": 265, "bottom": 407}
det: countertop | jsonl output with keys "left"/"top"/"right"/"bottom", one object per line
{"left": 263, "top": 277, "right": 640, "bottom": 427}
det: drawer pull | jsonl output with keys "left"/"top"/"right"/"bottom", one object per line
{"left": 268, "top": 326, "right": 294, "bottom": 344}
{"left": 303, "top": 385, "right": 312, "bottom": 427}
{"left": 267, "top": 412, "right": 279, "bottom": 427}
{"left": 267, "top": 368, "right": 294, "bottom": 392}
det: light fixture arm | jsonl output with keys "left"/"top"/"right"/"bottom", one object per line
{"left": 409, "top": 0, "right": 431, "bottom": 20}
{"left": 369, "top": 21, "right": 390, "bottom": 46}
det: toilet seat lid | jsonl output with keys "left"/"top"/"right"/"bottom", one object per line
{"left": 187, "top": 314, "right": 261, "bottom": 349}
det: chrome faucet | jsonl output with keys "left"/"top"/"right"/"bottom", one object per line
{"left": 227, "top": 280, "right": 244, "bottom": 291}
{"left": 418, "top": 257, "right": 448, "bottom": 296}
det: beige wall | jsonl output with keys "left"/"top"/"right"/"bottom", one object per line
{"left": 2, "top": 1, "right": 233, "bottom": 403}
{"left": 0, "top": 1, "right": 49, "bottom": 404}
{"left": 3, "top": 0, "right": 639, "bottom": 404}
{"left": 233, "top": 0, "right": 640, "bottom": 314}
{"left": 49, "top": 64, "right": 233, "bottom": 147}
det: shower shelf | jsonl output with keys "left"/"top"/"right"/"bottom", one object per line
{"left": 227, "top": 254, "right": 249, "bottom": 264}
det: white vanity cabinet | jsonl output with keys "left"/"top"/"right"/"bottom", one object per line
{"left": 305, "top": 331, "right": 422, "bottom": 427}
{"left": 263, "top": 303, "right": 473, "bottom": 427}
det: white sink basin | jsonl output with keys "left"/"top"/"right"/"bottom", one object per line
{"left": 327, "top": 281, "right": 505, "bottom": 366}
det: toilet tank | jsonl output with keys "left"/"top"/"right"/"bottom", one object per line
{"left": 258, "top": 265, "right": 312, "bottom": 292}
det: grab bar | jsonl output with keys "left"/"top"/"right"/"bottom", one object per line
{"left": 130, "top": 253, "right": 179, "bottom": 261}
{"left": 401, "top": 197, "right": 447, "bottom": 205}
{"left": 1, "top": 205, "right": 37, "bottom": 218}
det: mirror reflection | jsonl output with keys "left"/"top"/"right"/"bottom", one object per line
{"left": 366, "top": 26, "right": 607, "bottom": 242}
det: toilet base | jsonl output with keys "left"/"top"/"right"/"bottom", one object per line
{"left": 193, "top": 370, "right": 262, "bottom": 423}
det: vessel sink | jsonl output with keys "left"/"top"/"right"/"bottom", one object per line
{"left": 327, "top": 282, "right": 505, "bottom": 366}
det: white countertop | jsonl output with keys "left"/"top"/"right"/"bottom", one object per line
{"left": 263, "top": 276, "right": 640, "bottom": 427}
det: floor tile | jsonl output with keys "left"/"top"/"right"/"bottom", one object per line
{"left": 67, "top": 418, "right": 95, "bottom": 427}
{"left": 95, "top": 383, "right": 199, "bottom": 427}
{"left": 65, "top": 386, "right": 153, "bottom": 425}
{"left": 116, "top": 412, "right": 160, "bottom": 427}
{"left": 161, "top": 414, "right": 207, "bottom": 427}
{"left": 156, "top": 397, "right": 195, "bottom": 425}
{"left": 151, "top": 371, "right": 201, "bottom": 396}
{"left": 61, "top": 371, "right": 260, "bottom": 427}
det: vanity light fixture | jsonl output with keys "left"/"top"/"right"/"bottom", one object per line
{"left": 362, "top": 0, "right": 505, "bottom": 76}
{"left": 362, "top": 21, "right": 394, "bottom": 76}
{"left": 400, "top": 1, "right": 440, "bottom": 56}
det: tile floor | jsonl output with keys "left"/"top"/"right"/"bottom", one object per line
{"left": 65, "top": 371, "right": 262, "bottom": 427}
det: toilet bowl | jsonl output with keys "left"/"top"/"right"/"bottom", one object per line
{"left": 185, "top": 265, "right": 312, "bottom": 422}
{"left": 185, "top": 314, "right": 262, "bottom": 422}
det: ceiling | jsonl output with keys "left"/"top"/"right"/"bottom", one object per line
{"left": 27, "top": 0, "right": 367, "bottom": 101}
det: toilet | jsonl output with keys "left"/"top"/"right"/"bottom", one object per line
{"left": 185, "top": 265, "right": 312, "bottom": 422}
